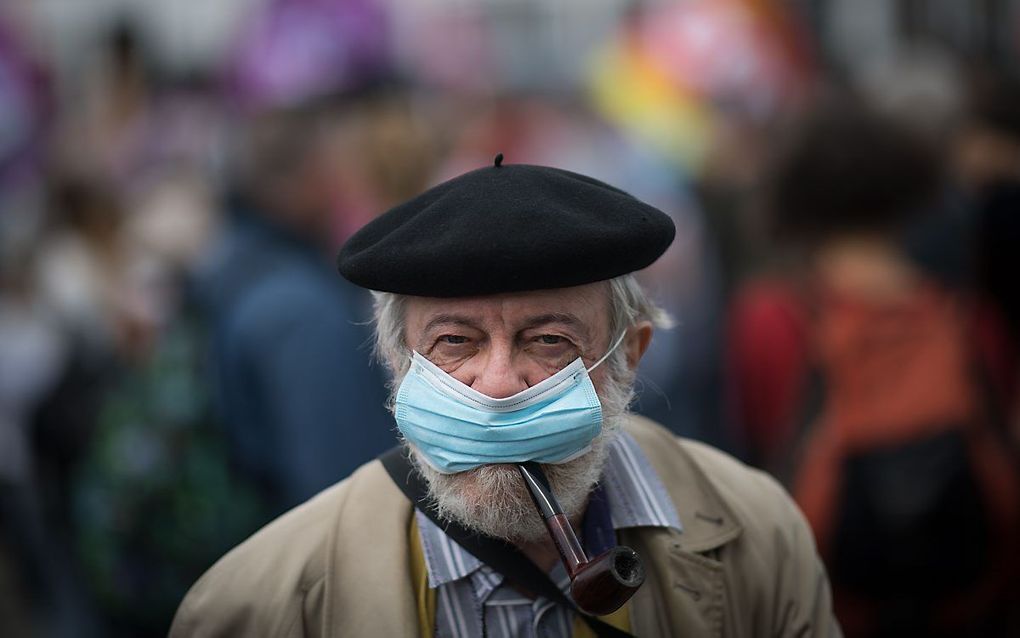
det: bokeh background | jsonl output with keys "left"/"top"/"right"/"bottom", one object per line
{"left": 0, "top": 1, "right": 1018, "bottom": 636}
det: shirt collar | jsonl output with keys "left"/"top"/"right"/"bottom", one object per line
{"left": 415, "top": 430, "right": 683, "bottom": 588}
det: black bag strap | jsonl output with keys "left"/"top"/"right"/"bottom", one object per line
{"left": 379, "top": 446, "right": 636, "bottom": 638}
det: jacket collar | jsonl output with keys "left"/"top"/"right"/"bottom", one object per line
{"left": 622, "top": 415, "right": 743, "bottom": 553}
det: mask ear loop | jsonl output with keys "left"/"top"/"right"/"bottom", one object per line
{"left": 586, "top": 330, "right": 629, "bottom": 373}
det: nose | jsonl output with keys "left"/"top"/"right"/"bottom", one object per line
{"left": 469, "top": 348, "right": 530, "bottom": 399}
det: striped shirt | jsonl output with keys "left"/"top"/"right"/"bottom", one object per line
{"left": 416, "top": 431, "right": 683, "bottom": 637}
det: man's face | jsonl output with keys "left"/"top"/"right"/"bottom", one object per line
{"left": 400, "top": 282, "right": 639, "bottom": 543}
{"left": 404, "top": 282, "right": 615, "bottom": 398}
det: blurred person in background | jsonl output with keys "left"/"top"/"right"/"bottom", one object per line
{"left": 956, "top": 74, "right": 1020, "bottom": 357}
{"left": 30, "top": 178, "right": 153, "bottom": 593}
{"left": 583, "top": 0, "right": 817, "bottom": 458}
{"left": 196, "top": 0, "right": 435, "bottom": 516}
{"left": 726, "top": 95, "right": 1020, "bottom": 637}
{"left": 197, "top": 91, "right": 428, "bottom": 515}
{"left": 955, "top": 74, "right": 1020, "bottom": 447}
{"left": 855, "top": 48, "right": 1020, "bottom": 439}
{"left": 0, "top": 218, "right": 86, "bottom": 638}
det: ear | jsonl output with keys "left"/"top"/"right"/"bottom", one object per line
{"left": 624, "top": 321, "right": 654, "bottom": 371}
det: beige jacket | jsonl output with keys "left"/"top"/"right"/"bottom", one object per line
{"left": 170, "top": 416, "right": 840, "bottom": 637}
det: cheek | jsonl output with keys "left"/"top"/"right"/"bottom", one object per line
{"left": 519, "top": 354, "right": 583, "bottom": 386}
{"left": 588, "top": 368, "right": 610, "bottom": 397}
{"left": 520, "top": 339, "right": 586, "bottom": 375}
{"left": 449, "top": 356, "right": 564, "bottom": 390}
{"left": 527, "top": 349, "right": 578, "bottom": 373}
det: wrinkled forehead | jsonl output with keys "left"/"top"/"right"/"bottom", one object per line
{"left": 404, "top": 282, "right": 612, "bottom": 340}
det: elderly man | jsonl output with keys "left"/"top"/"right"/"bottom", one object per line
{"left": 171, "top": 158, "right": 840, "bottom": 637}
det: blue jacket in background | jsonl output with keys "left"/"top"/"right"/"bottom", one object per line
{"left": 198, "top": 210, "right": 395, "bottom": 513}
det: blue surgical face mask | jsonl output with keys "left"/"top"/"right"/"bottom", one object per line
{"left": 394, "top": 332, "right": 627, "bottom": 474}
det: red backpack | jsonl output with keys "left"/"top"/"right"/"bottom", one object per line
{"left": 728, "top": 280, "right": 1020, "bottom": 636}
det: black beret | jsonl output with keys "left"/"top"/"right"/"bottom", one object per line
{"left": 336, "top": 158, "right": 675, "bottom": 297}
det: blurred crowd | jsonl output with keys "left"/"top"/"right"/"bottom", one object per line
{"left": 0, "top": 0, "right": 1018, "bottom": 636}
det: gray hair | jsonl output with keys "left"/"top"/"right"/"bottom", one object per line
{"left": 371, "top": 274, "right": 673, "bottom": 394}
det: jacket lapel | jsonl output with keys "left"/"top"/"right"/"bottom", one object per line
{"left": 323, "top": 460, "right": 419, "bottom": 638}
{"left": 624, "top": 416, "right": 745, "bottom": 637}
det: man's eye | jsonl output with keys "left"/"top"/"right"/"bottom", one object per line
{"left": 440, "top": 335, "right": 469, "bottom": 345}
{"left": 537, "top": 335, "right": 565, "bottom": 345}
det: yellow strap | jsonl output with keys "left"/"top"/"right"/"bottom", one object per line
{"left": 409, "top": 516, "right": 437, "bottom": 638}
{"left": 409, "top": 516, "right": 631, "bottom": 636}
{"left": 572, "top": 600, "right": 632, "bottom": 637}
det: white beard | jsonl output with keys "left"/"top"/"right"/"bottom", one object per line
{"left": 406, "top": 354, "right": 635, "bottom": 544}
{"left": 409, "top": 418, "right": 622, "bottom": 543}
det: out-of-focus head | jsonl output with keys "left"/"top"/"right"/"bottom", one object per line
{"left": 224, "top": 0, "right": 421, "bottom": 245}
{"left": 337, "top": 159, "right": 675, "bottom": 541}
{"left": 233, "top": 99, "right": 339, "bottom": 234}
{"left": 234, "top": 89, "right": 437, "bottom": 245}
{"left": 956, "top": 73, "right": 1020, "bottom": 189}
{"left": 857, "top": 45, "right": 965, "bottom": 146}
{"left": 764, "top": 94, "right": 943, "bottom": 244}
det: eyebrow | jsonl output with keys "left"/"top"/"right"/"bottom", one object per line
{"left": 519, "top": 313, "right": 592, "bottom": 342}
{"left": 421, "top": 312, "right": 592, "bottom": 341}
{"left": 422, "top": 314, "right": 480, "bottom": 335}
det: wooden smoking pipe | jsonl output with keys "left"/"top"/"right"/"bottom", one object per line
{"left": 518, "top": 462, "right": 645, "bottom": 616}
